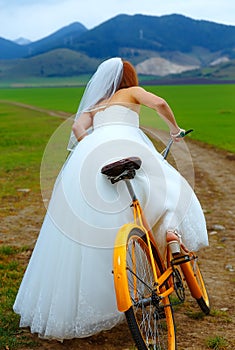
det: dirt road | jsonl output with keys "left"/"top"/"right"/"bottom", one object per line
{"left": 1, "top": 103, "right": 235, "bottom": 349}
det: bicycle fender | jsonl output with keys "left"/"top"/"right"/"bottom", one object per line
{"left": 180, "top": 261, "right": 204, "bottom": 299}
{"left": 113, "top": 223, "right": 141, "bottom": 312}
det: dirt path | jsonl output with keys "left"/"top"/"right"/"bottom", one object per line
{"left": 1, "top": 103, "right": 235, "bottom": 349}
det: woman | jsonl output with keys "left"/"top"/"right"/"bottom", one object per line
{"left": 14, "top": 57, "right": 208, "bottom": 340}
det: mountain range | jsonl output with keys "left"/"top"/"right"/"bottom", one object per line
{"left": 1, "top": 14, "right": 235, "bottom": 81}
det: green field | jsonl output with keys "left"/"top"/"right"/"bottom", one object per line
{"left": 141, "top": 84, "right": 235, "bottom": 152}
{"left": 1, "top": 84, "right": 234, "bottom": 152}
{"left": 0, "top": 102, "right": 64, "bottom": 199}
{"left": 0, "top": 75, "right": 92, "bottom": 89}
{"left": 0, "top": 83, "right": 234, "bottom": 203}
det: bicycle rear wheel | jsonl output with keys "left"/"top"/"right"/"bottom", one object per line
{"left": 180, "top": 254, "right": 210, "bottom": 315}
{"left": 124, "top": 227, "right": 176, "bottom": 350}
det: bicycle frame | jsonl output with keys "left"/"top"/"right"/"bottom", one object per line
{"left": 113, "top": 176, "right": 206, "bottom": 313}
{"left": 113, "top": 178, "right": 176, "bottom": 312}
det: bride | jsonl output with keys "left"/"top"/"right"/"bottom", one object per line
{"left": 13, "top": 57, "right": 208, "bottom": 340}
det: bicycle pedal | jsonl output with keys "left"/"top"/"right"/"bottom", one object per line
{"left": 171, "top": 254, "right": 191, "bottom": 266}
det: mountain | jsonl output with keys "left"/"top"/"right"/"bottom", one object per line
{"left": 0, "top": 22, "right": 87, "bottom": 60}
{"left": 1, "top": 14, "right": 235, "bottom": 80}
{"left": 14, "top": 37, "right": 32, "bottom": 45}
{"left": 26, "top": 22, "right": 88, "bottom": 57}
{"left": 70, "top": 14, "right": 235, "bottom": 63}
{"left": 0, "top": 38, "right": 27, "bottom": 59}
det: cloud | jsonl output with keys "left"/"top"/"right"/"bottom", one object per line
{"left": 0, "top": 0, "right": 235, "bottom": 41}
{"left": 1, "top": 0, "right": 79, "bottom": 40}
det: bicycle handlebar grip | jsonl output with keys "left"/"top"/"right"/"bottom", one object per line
{"left": 181, "top": 129, "right": 194, "bottom": 137}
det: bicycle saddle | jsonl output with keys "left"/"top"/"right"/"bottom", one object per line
{"left": 101, "top": 157, "right": 142, "bottom": 183}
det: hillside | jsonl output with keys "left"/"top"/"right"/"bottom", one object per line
{"left": 1, "top": 14, "right": 235, "bottom": 80}
{"left": 0, "top": 38, "right": 26, "bottom": 60}
{"left": 167, "top": 58, "right": 235, "bottom": 81}
{"left": 0, "top": 49, "right": 100, "bottom": 78}
{"left": 70, "top": 14, "right": 235, "bottom": 62}
{"left": 135, "top": 57, "right": 199, "bottom": 76}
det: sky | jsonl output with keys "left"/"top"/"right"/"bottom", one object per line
{"left": 1, "top": 0, "right": 235, "bottom": 42}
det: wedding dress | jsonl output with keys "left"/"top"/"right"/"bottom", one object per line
{"left": 13, "top": 105, "right": 208, "bottom": 340}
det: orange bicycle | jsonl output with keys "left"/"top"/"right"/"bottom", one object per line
{"left": 101, "top": 131, "right": 210, "bottom": 350}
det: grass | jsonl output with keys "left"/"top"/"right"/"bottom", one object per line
{"left": 1, "top": 84, "right": 234, "bottom": 152}
{"left": 141, "top": 84, "right": 235, "bottom": 153}
{"left": 0, "top": 86, "right": 82, "bottom": 114}
{"left": 0, "top": 75, "right": 91, "bottom": 89}
{"left": 185, "top": 310, "right": 206, "bottom": 320}
{"left": 0, "top": 103, "right": 65, "bottom": 201}
{"left": 208, "top": 309, "right": 232, "bottom": 324}
{"left": 0, "top": 102, "right": 68, "bottom": 347}
{"left": 0, "top": 246, "right": 40, "bottom": 349}
{"left": 206, "top": 335, "right": 229, "bottom": 349}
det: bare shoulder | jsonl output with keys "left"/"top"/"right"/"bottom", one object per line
{"left": 110, "top": 86, "right": 148, "bottom": 105}
{"left": 128, "top": 86, "right": 146, "bottom": 94}
{"left": 129, "top": 86, "right": 149, "bottom": 98}
{"left": 116, "top": 86, "right": 145, "bottom": 95}
{"left": 127, "top": 86, "right": 163, "bottom": 108}
{"left": 117, "top": 86, "right": 146, "bottom": 99}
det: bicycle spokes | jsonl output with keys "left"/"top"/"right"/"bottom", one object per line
{"left": 126, "top": 235, "right": 175, "bottom": 349}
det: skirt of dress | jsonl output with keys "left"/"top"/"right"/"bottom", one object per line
{"left": 13, "top": 105, "right": 208, "bottom": 340}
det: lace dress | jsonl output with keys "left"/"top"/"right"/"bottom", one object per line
{"left": 13, "top": 105, "right": 208, "bottom": 340}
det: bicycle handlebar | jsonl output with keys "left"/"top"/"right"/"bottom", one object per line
{"left": 180, "top": 129, "right": 194, "bottom": 137}
{"left": 162, "top": 129, "right": 193, "bottom": 159}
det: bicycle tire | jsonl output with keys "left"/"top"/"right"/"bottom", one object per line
{"left": 180, "top": 256, "right": 210, "bottom": 315}
{"left": 193, "top": 261, "right": 210, "bottom": 314}
{"left": 123, "top": 226, "right": 176, "bottom": 350}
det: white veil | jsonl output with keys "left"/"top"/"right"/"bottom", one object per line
{"left": 67, "top": 57, "right": 124, "bottom": 151}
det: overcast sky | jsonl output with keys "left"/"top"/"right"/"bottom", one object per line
{"left": 1, "top": 0, "right": 235, "bottom": 42}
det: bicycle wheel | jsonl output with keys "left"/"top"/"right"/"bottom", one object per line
{"left": 180, "top": 255, "right": 210, "bottom": 315}
{"left": 124, "top": 227, "right": 176, "bottom": 350}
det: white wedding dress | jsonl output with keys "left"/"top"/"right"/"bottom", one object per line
{"left": 13, "top": 105, "right": 208, "bottom": 340}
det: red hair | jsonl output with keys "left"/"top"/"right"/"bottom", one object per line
{"left": 118, "top": 60, "right": 139, "bottom": 89}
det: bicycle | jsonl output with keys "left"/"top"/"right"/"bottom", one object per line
{"left": 101, "top": 130, "right": 210, "bottom": 350}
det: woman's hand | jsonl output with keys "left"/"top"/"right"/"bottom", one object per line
{"left": 72, "top": 112, "right": 93, "bottom": 141}
{"left": 170, "top": 128, "right": 186, "bottom": 142}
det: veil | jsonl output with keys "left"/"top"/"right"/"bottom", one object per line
{"left": 67, "top": 57, "right": 124, "bottom": 151}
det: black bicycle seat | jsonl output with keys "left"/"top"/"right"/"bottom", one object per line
{"left": 101, "top": 157, "right": 142, "bottom": 178}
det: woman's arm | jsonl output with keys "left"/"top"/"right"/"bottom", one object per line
{"left": 72, "top": 112, "right": 93, "bottom": 141}
{"left": 130, "top": 86, "right": 184, "bottom": 139}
